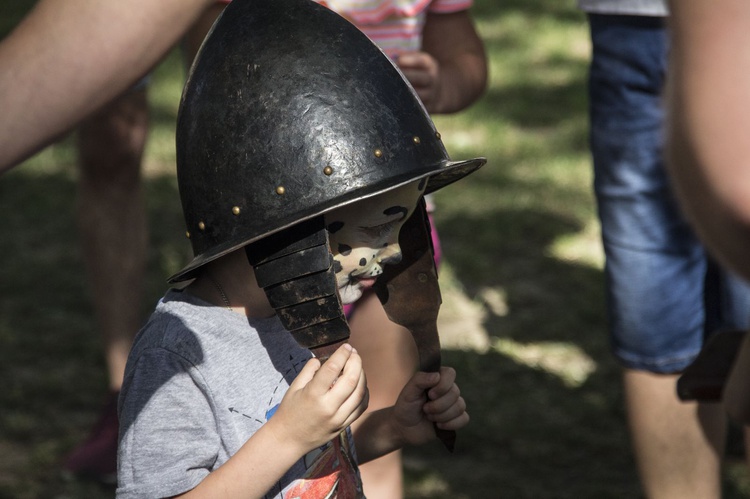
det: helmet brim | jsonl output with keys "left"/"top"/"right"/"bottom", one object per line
{"left": 168, "top": 156, "right": 486, "bottom": 283}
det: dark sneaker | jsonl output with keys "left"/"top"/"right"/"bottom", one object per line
{"left": 62, "top": 390, "right": 119, "bottom": 485}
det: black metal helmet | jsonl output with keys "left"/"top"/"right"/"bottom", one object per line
{"left": 169, "top": 0, "right": 485, "bottom": 356}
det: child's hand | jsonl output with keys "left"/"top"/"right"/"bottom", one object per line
{"left": 393, "top": 366, "right": 469, "bottom": 446}
{"left": 396, "top": 51, "right": 441, "bottom": 112}
{"left": 268, "top": 344, "right": 369, "bottom": 454}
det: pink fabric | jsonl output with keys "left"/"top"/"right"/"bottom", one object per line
{"left": 215, "top": 0, "right": 472, "bottom": 58}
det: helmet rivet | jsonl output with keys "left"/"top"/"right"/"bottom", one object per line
{"left": 435, "top": 132, "right": 441, "bottom": 140}
{"left": 418, "top": 272, "right": 429, "bottom": 283}
{"left": 186, "top": 231, "right": 191, "bottom": 239}
{"left": 232, "top": 206, "right": 241, "bottom": 215}
{"left": 374, "top": 148, "right": 383, "bottom": 158}
{"left": 323, "top": 165, "right": 333, "bottom": 176}
{"left": 276, "top": 186, "right": 286, "bottom": 195}
{"left": 198, "top": 221, "right": 206, "bottom": 231}
{"left": 412, "top": 136, "right": 421, "bottom": 145}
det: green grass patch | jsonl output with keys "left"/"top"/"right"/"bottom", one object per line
{"left": 2, "top": 0, "right": 749, "bottom": 497}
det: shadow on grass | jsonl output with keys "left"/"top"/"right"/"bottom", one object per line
{"left": 402, "top": 199, "right": 641, "bottom": 498}
{"left": 0, "top": 166, "right": 186, "bottom": 498}
{"left": 2, "top": 148, "right": 749, "bottom": 499}
{"left": 407, "top": 196, "right": 750, "bottom": 498}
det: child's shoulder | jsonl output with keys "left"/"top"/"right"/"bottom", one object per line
{"left": 130, "top": 289, "right": 235, "bottom": 360}
{"left": 132, "top": 289, "right": 302, "bottom": 365}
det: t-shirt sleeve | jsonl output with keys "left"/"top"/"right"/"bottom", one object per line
{"left": 428, "top": 0, "right": 474, "bottom": 14}
{"left": 116, "top": 348, "right": 219, "bottom": 499}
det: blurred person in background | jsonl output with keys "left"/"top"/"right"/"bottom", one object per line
{"left": 61, "top": 80, "right": 150, "bottom": 483}
{"left": 665, "top": 0, "right": 750, "bottom": 437}
{"left": 579, "top": 1, "right": 750, "bottom": 497}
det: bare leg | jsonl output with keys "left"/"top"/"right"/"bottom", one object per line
{"left": 76, "top": 88, "right": 149, "bottom": 390}
{"left": 349, "top": 291, "right": 419, "bottom": 499}
{"left": 63, "top": 87, "right": 149, "bottom": 481}
{"left": 724, "top": 334, "right": 750, "bottom": 423}
{"left": 623, "top": 369, "right": 725, "bottom": 499}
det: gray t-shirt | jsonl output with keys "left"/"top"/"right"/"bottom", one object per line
{"left": 577, "top": 0, "right": 668, "bottom": 16}
{"left": 116, "top": 289, "right": 364, "bottom": 498}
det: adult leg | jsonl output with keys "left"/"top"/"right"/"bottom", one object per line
{"left": 64, "top": 87, "right": 149, "bottom": 481}
{"left": 348, "top": 291, "right": 419, "bottom": 499}
{"left": 76, "top": 87, "right": 149, "bottom": 391}
{"left": 624, "top": 371, "right": 725, "bottom": 499}
{"left": 588, "top": 14, "right": 732, "bottom": 498}
{"left": 607, "top": 239, "right": 727, "bottom": 498}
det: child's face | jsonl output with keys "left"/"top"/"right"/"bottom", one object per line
{"left": 325, "top": 180, "right": 426, "bottom": 304}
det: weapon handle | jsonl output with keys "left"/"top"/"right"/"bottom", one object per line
{"left": 374, "top": 202, "right": 456, "bottom": 452}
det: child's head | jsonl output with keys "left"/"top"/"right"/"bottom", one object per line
{"left": 170, "top": 0, "right": 485, "bottom": 353}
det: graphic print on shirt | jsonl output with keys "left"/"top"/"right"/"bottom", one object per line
{"left": 283, "top": 431, "right": 363, "bottom": 499}
{"left": 226, "top": 349, "right": 362, "bottom": 499}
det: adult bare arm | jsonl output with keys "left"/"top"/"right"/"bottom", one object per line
{"left": 0, "top": 0, "right": 214, "bottom": 172}
{"left": 666, "top": 0, "right": 750, "bottom": 281}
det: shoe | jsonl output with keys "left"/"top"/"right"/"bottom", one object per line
{"left": 62, "top": 390, "right": 119, "bottom": 485}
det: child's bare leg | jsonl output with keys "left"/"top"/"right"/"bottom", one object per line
{"left": 349, "top": 291, "right": 419, "bottom": 499}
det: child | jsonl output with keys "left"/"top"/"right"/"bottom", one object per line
{"left": 116, "top": 0, "right": 485, "bottom": 497}
{"left": 181, "top": 2, "right": 486, "bottom": 496}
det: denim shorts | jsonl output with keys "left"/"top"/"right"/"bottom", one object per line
{"left": 587, "top": 14, "right": 750, "bottom": 373}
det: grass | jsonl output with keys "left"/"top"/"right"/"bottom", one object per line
{"left": 1, "top": 0, "right": 750, "bottom": 497}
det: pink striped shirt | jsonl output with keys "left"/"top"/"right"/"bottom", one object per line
{"left": 217, "top": 0, "right": 473, "bottom": 58}
{"left": 324, "top": 0, "right": 473, "bottom": 58}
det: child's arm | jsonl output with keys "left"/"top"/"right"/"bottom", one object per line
{"left": 174, "top": 344, "right": 368, "bottom": 498}
{"left": 351, "top": 366, "right": 469, "bottom": 464}
{"left": 396, "top": 10, "right": 487, "bottom": 114}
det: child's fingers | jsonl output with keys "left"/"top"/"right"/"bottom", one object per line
{"left": 338, "top": 369, "right": 369, "bottom": 427}
{"left": 308, "top": 344, "right": 354, "bottom": 396}
{"left": 396, "top": 52, "right": 437, "bottom": 87}
{"left": 427, "top": 366, "right": 457, "bottom": 400}
{"left": 426, "top": 391, "right": 466, "bottom": 421}
{"left": 396, "top": 51, "right": 430, "bottom": 69}
{"left": 289, "top": 356, "right": 321, "bottom": 390}
{"left": 327, "top": 346, "right": 365, "bottom": 404}
{"left": 435, "top": 409, "right": 470, "bottom": 431}
{"left": 400, "top": 68, "right": 431, "bottom": 88}
{"left": 399, "top": 371, "right": 441, "bottom": 404}
{"left": 425, "top": 382, "right": 461, "bottom": 413}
